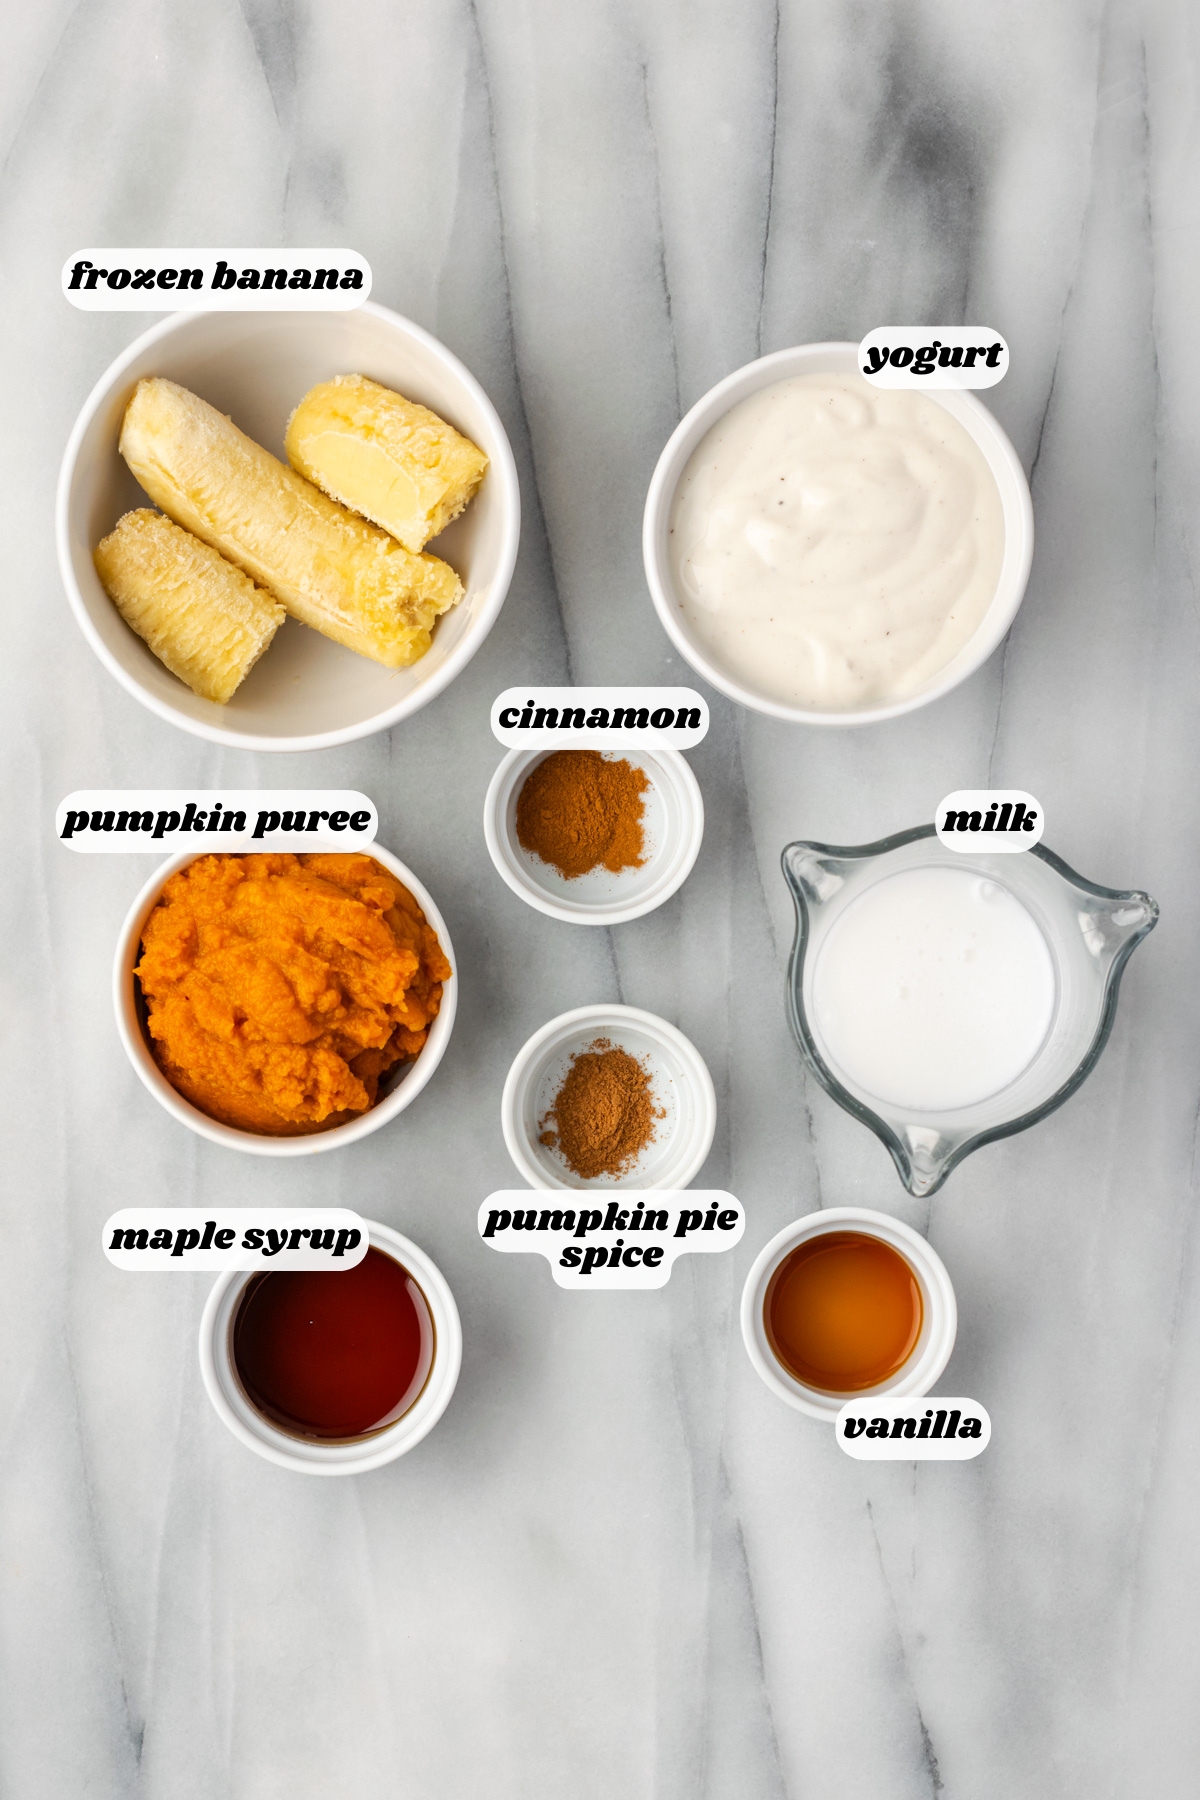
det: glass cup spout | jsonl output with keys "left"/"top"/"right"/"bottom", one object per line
{"left": 782, "top": 827, "right": 1158, "bottom": 1197}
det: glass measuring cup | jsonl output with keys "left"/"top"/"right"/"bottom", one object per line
{"left": 783, "top": 826, "right": 1158, "bottom": 1197}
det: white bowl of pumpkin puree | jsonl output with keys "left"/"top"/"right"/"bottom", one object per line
{"left": 113, "top": 846, "right": 456, "bottom": 1155}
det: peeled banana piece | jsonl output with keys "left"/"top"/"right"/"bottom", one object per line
{"left": 285, "top": 373, "right": 488, "bottom": 553}
{"left": 119, "top": 378, "right": 464, "bottom": 668}
{"left": 95, "top": 508, "right": 285, "bottom": 703}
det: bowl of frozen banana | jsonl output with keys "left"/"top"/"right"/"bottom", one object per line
{"left": 57, "top": 304, "right": 521, "bottom": 751}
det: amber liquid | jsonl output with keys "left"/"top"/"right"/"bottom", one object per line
{"left": 764, "top": 1232, "right": 923, "bottom": 1392}
{"left": 232, "top": 1247, "right": 435, "bottom": 1441}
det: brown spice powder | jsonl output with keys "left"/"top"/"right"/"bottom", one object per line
{"left": 515, "top": 750, "right": 649, "bottom": 879}
{"left": 539, "top": 1038, "right": 663, "bottom": 1179}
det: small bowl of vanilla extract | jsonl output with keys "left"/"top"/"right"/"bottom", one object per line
{"left": 740, "top": 1208, "right": 957, "bottom": 1421}
{"left": 199, "top": 1221, "right": 461, "bottom": 1473}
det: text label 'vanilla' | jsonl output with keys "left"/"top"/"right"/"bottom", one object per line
{"left": 836, "top": 1397, "right": 991, "bottom": 1459}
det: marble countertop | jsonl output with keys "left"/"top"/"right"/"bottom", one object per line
{"left": 4, "top": 1, "right": 1200, "bottom": 1794}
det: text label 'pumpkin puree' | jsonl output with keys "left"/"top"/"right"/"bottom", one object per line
{"left": 135, "top": 853, "right": 450, "bottom": 1135}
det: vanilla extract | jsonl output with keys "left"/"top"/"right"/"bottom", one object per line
{"left": 764, "top": 1232, "right": 923, "bottom": 1393}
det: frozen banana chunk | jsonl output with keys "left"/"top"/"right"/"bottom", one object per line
{"left": 94, "top": 508, "right": 285, "bottom": 704}
{"left": 119, "top": 378, "right": 463, "bottom": 669}
{"left": 285, "top": 373, "right": 488, "bottom": 553}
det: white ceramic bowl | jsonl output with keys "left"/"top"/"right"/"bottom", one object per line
{"left": 502, "top": 1003, "right": 716, "bottom": 1190}
{"left": 740, "top": 1207, "right": 958, "bottom": 1421}
{"left": 643, "top": 342, "right": 1034, "bottom": 726}
{"left": 483, "top": 745, "right": 704, "bottom": 925}
{"left": 113, "top": 844, "right": 456, "bottom": 1156}
{"left": 58, "top": 303, "right": 520, "bottom": 750}
{"left": 199, "top": 1220, "right": 461, "bottom": 1474}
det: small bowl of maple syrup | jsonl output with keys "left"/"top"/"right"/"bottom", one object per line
{"left": 199, "top": 1220, "right": 462, "bottom": 1473}
{"left": 740, "top": 1208, "right": 957, "bottom": 1421}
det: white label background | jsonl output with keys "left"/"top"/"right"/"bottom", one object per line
{"left": 836, "top": 1397, "right": 991, "bottom": 1459}
{"left": 935, "top": 790, "right": 1044, "bottom": 853}
{"left": 57, "top": 790, "right": 377, "bottom": 852}
{"left": 858, "top": 326, "right": 1009, "bottom": 389}
{"left": 479, "top": 1191, "right": 743, "bottom": 1289}
{"left": 491, "top": 688, "right": 709, "bottom": 750}
{"left": 62, "top": 248, "right": 372, "bottom": 310}
{"left": 103, "top": 1209, "right": 369, "bottom": 1271}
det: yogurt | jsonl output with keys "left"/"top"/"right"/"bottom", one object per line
{"left": 809, "top": 866, "right": 1055, "bottom": 1113}
{"left": 669, "top": 373, "right": 1005, "bottom": 711}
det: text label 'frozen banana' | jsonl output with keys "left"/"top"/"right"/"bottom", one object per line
{"left": 492, "top": 688, "right": 709, "bottom": 750}
{"left": 859, "top": 327, "right": 1009, "bottom": 389}
{"left": 104, "top": 1209, "right": 369, "bottom": 1271}
{"left": 57, "top": 790, "right": 377, "bottom": 852}
{"left": 935, "top": 790, "right": 1044, "bottom": 853}
{"left": 479, "top": 1191, "right": 744, "bottom": 1289}
{"left": 836, "top": 1397, "right": 991, "bottom": 1459}
{"left": 62, "top": 249, "right": 371, "bottom": 311}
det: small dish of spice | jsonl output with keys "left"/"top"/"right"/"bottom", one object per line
{"left": 501, "top": 1003, "right": 716, "bottom": 1190}
{"left": 483, "top": 744, "right": 703, "bottom": 925}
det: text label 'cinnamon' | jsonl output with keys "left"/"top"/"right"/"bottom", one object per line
{"left": 491, "top": 687, "right": 709, "bottom": 750}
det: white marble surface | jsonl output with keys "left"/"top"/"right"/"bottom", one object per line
{"left": 3, "top": 1, "right": 1200, "bottom": 1793}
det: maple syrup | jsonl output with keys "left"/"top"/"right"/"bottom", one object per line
{"left": 764, "top": 1231, "right": 923, "bottom": 1393}
{"left": 232, "top": 1247, "right": 435, "bottom": 1441}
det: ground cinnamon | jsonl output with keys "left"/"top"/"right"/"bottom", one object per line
{"left": 539, "top": 1038, "right": 662, "bottom": 1179}
{"left": 515, "top": 750, "right": 649, "bottom": 879}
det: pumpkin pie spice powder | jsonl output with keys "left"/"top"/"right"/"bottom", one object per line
{"left": 539, "top": 1039, "right": 665, "bottom": 1179}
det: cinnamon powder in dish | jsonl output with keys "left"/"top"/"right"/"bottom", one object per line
{"left": 539, "top": 1038, "right": 664, "bottom": 1179}
{"left": 515, "top": 750, "right": 649, "bottom": 880}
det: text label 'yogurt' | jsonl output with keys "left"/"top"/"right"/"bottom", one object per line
{"left": 935, "top": 790, "right": 1044, "bottom": 853}
{"left": 491, "top": 688, "right": 709, "bottom": 750}
{"left": 104, "top": 1210, "right": 369, "bottom": 1271}
{"left": 57, "top": 790, "right": 377, "bottom": 852}
{"left": 479, "top": 1191, "right": 743, "bottom": 1289}
{"left": 837, "top": 1397, "right": 990, "bottom": 1459}
{"left": 859, "top": 327, "right": 1009, "bottom": 389}
{"left": 62, "top": 249, "right": 371, "bottom": 311}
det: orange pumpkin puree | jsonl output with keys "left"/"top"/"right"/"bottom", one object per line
{"left": 135, "top": 852, "right": 451, "bottom": 1135}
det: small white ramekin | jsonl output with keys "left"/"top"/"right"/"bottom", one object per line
{"left": 483, "top": 745, "right": 704, "bottom": 926}
{"left": 740, "top": 1207, "right": 957, "bottom": 1421}
{"left": 113, "top": 844, "right": 456, "bottom": 1156}
{"left": 58, "top": 303, "right": 520, "bottom": 752}
{"left": 643, "top": 342, "right": 1034, "bottom": 727}
{"left": 502, "top": 1003, "right": 716, "bottom": 1190}
{"left": 199, "top": 1220, "right": 461, "bottom": 1475}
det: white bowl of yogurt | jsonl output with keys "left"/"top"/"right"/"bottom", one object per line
{"left": 643, "top": 343, "right": 1033, "bottom": 725}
